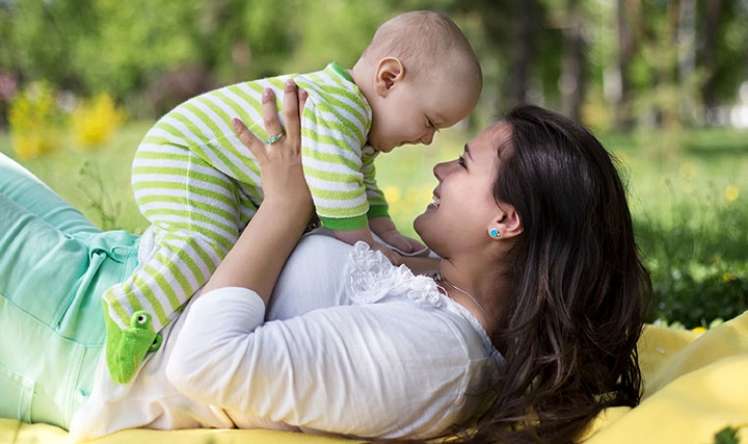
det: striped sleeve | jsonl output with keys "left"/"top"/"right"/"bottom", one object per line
{"left": 298, "top": 96, "right": 369, "bottom": 230}
{"left": 361, "top": 149, "right": 389, "bottom": 219}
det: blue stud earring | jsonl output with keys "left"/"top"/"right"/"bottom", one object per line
{"left": 488, "top": 228, "right": 501, "bottom": 239}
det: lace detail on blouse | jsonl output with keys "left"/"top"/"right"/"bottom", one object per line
{"left": 346, "top": 242, "right": 501, "bottom": 363}
{"left": 347, "top": 242, "right": 444, "bottom": 307}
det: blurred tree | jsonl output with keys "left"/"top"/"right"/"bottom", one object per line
{"left": 286, "top": 0, "right": 391, "bottom": 73}
{"left": 74, "top": 0, "right": 201, "bottom": 101}
{"left": 558, "top": 0, "right": 589, "bottom": 122}
{"left": 434, "top": 0, "right": 549, "bottom": 116}
{"left": 699, "top": 0, "right": 723, "bottom": 122}
{"left": 677, "top": 0, "right": 697, "bottom": 124}
{"left": 503, "top": 0, "right": 543, "bottom": 111}
{"left": 698, "top": 0, "right": 748, "bottom": 125}
{"left": 612, "top": 0, "right": 638, "bottom": 130}
{"left": 0, "top": 0, "right": 97, "bottom": 89}
{"left": 0, "top": 0, "right": 746, "bottom": 127}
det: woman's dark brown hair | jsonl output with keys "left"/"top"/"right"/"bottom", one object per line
{"left": 460, "top": 105, "right": 651, "bottom": 443}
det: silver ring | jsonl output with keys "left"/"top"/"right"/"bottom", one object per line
{"left": 265, "top": 130, "right": 285, "bottom": 145}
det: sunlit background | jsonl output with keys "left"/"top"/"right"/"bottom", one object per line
{"left": 0, "top": 0, "right": 746, "bottom": 328}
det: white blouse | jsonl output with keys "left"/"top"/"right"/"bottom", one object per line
{"left": 69, "top": 235, "right": 503, "bottom": 441}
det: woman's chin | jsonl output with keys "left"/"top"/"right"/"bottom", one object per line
{"left": 413, "top": 211, "right": 433, "bottom": 245}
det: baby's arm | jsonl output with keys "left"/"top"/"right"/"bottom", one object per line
{"left": 329, "top": 227, "right": 404, "bottom": 266}
{"left": 359, "top": 151, "right": 427, "bottom": 257}
{"left": 369, "top": 216, "right": 427, "bottom": 255}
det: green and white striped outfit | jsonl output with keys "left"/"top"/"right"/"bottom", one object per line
{"left": 103, "top": 63, "right": 389, "bottom": 383}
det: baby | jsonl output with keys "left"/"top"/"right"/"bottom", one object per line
{"left": 103, "top": 10, "right": 482, "bottom": 383}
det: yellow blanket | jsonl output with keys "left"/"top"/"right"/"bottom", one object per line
{"left": 3, "top": 311, "right": 747, "bottom": 444}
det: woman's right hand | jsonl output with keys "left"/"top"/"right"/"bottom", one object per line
{"left": 232, "top": 80, "right": 311, "bottom": 214}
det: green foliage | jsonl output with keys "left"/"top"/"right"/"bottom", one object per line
{"left": 287, "top": 0, "right": 391, "bottom": 72}
{"left": 73, "top": 0, "right": 200, "bottom": 97}
{"left": 714, "top": 426, "right": 741, "bottom": 444}
{"left": 0, "top": 0, "right": 96, "bottom": 87}
{"left": 2, "top": 0, "right": 747, "bottom": 128}
{"left": 78, "top": 160, "right": 122, "bottom": 230}
{"left": 705, "top": 0, "right": 748, "bottom": 102}
{"left": 609, "top": 129, "right": 748, "bottom": 327}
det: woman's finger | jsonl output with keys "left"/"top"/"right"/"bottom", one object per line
{"left": 261, "top": 88, "right": 284, "bottom": 143}
{"left": 282, "top": 80, "right": 301, "bottom": 150}
{"left": 233, "top": 118, "right": 266, "bottom": 163}
{"left": 299, "top": 89, "right": 308, "bottom": 112}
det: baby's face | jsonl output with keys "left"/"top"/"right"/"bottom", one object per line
{"left": 367, "top": 73, "right": 479, "bottom": 153}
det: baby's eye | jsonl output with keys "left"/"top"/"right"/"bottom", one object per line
{"left": 458, "top": 156, "right": 466, "bottom": 167}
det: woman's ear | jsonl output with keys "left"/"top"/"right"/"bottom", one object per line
{"left": 374, "top": 57, "right": 405, "bottom": 97}
{"left": 488, "top": 205, "right": 522, "bottom": 240}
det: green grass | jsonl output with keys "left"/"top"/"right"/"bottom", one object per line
{"left": 1, "top": 122, "right": 747, "bottom": 326}
{"left": 0, "top": 122, "right": 151, "bottom": 233}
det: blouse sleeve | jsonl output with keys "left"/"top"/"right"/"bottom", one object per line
{"left": 165, "top": 287, "right": 473, "bottom": 439}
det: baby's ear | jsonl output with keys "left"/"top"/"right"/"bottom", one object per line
{"left": 375, "top": 57, "right": 405, "bottom": 97}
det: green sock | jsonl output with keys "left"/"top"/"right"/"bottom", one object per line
{"left": 103, "top": 307, "right": 161, "bottom": 384}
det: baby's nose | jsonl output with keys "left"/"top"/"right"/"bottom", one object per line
{"left": 421, "top": 131, "right": 435, "bottom": 145}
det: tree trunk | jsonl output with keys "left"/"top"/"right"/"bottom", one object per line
{"left": 613, "top": 0, "right": 635, "bottom": 130}
{"left": 501, "top": 0, "right": 540, "bottom": 113}
{"left": 700, "top": 0, "right": 722, "bottom": 124}
{"left": 677, "top": 0, "right": 697, "bottom": 124}
{"left": 560, "top": 0, "right": 588, "bottom": 122}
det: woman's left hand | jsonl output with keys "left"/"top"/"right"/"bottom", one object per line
{"left": 201, "top": 81, "right": 311, "bottom": 301}
{"left": 232, "top": 80, "right": 311, "bottom": 213}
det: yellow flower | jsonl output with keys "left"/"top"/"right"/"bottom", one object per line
{"left": 383, "top": 186, "right": 401, "bottom": 205}
{"left": 11, "top": 133, "right": 54, "bottom": 160}
{"left": 722, "top": 272, "right": 736, "bottom": 283}
{"left": 724, "top": 185, "right": 739, "bottom": 203}
{"left": 71, "top": 93, "right": 125, "bottom": 148}
{"left": 690, "top": 326, "right": 706, "bottom": 335}
{"left": 8, "top": 81, "right": 62, "bottom": 159}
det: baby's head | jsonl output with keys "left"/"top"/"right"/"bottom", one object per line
{"left": 352, "top": 11, "right": 482, "bottom": 153}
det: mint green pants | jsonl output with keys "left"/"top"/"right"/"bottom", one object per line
{"left": 0, "top": 153, "right": 139, "bottom": 429}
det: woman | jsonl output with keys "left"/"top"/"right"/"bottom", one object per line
{"left": 0, "top": 83, "right": 649, "bottom": 443}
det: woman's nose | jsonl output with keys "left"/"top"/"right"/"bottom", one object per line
{"left": 433, "top": 161, "right": 448, "bottom": 181}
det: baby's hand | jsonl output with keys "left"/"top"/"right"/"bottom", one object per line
{"left": 372, "top": 242, "right": 404, "bottom": 266}
{"left": 327, "top": 226, "right": 403, "bottom": 265}
{"left": 378, "top": 229, "right": 427, "bottom": 255}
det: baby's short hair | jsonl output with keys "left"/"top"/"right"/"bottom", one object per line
{"left": 362, "top": 10, "right": 481, "bottom": 86}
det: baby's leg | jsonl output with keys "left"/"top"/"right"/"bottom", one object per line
{"left": 103, "top": 142, "right": 242, "bottom": 383}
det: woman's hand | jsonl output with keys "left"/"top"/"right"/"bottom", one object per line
{"left": 202, "top": 80, "right": 312, "bottom": 303}
{"left": 232, "top": 80, "right": 311, "bottom": 214}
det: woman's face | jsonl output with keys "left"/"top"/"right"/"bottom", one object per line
{"left": 414, "top": 123, "right": 512, "bottom": 258}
